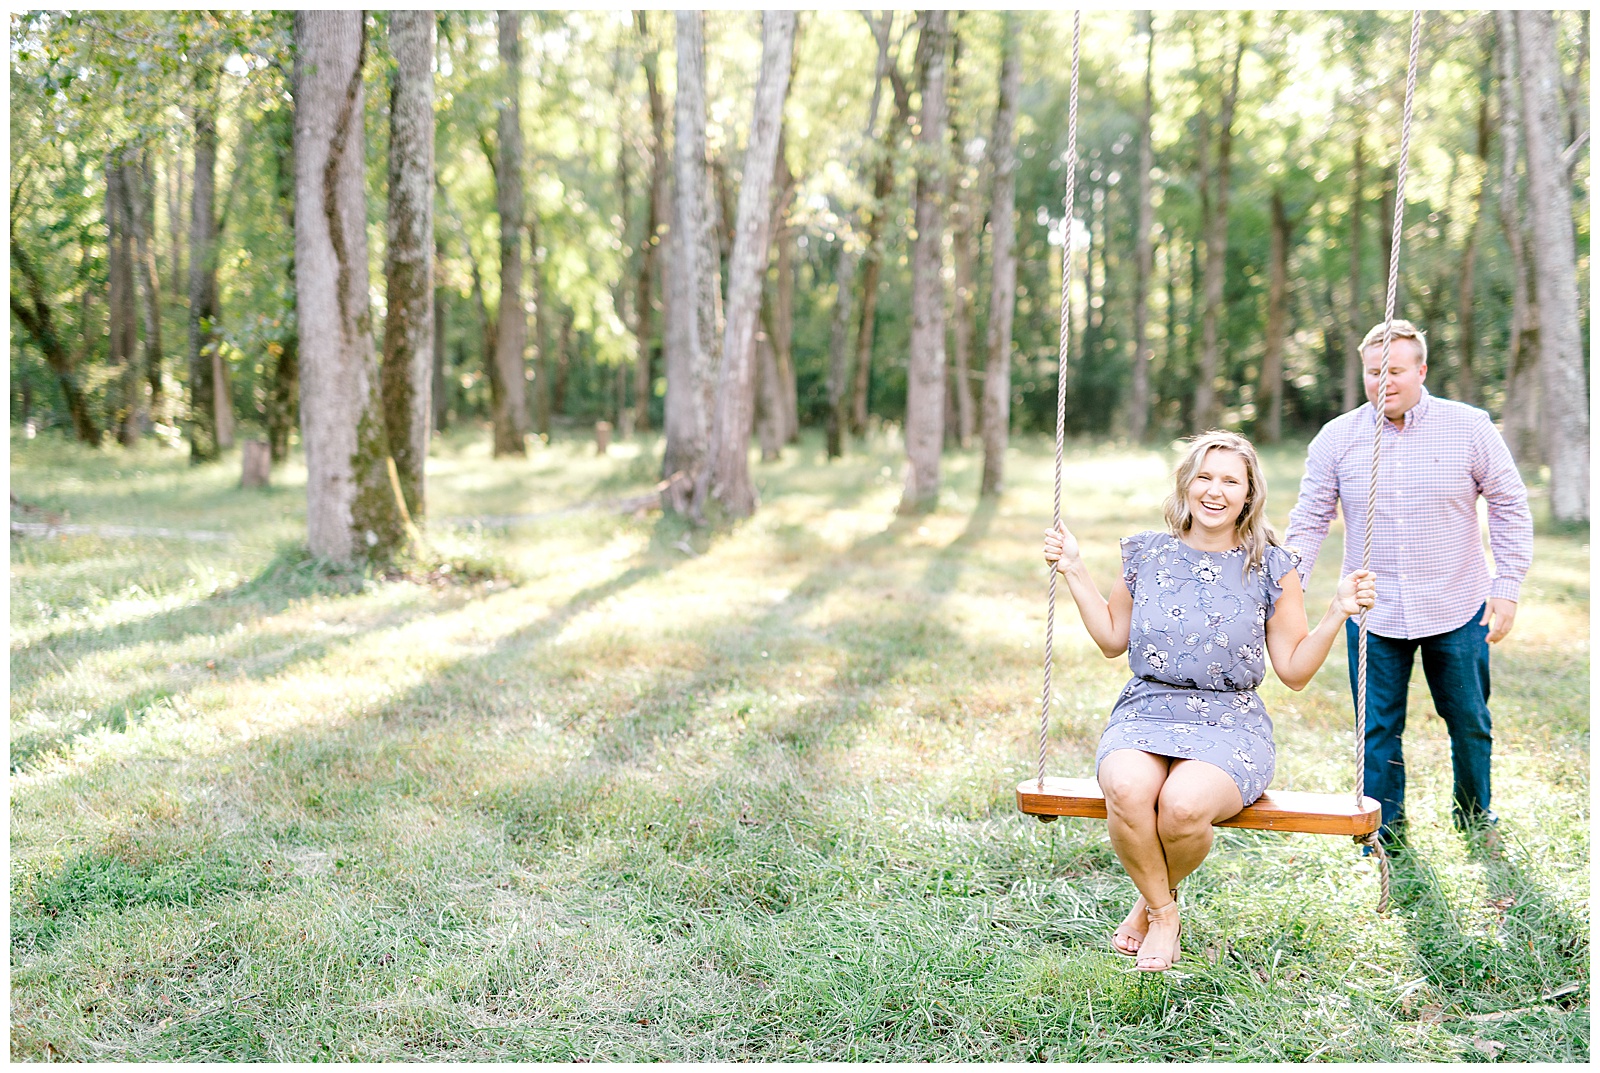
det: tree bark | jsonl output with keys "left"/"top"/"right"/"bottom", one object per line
{"left": 1127, "top": 11, "right": 1156, "bottom": 444}
{"left": 1496, "top": 12, "right": 1540, "bottom": 466}
{"left": 187, "top": 72, "right": 221, "bottom": 463}
{"left": 106, "top": 155, "right": 141, "bottom": 444}
{"left": 900, "top": 10, "right": 950, "bottom": 514}
{"left": 1454, "top": 53, "right": 1492, "bottom": 408}
{"left": 294, "top": 11, "right": 404, "bottom": 563}
{"left": 945, "top": 18, "right": 976, "bottom": 450}
{"left": 697, "top": 10, "right": 796, "bottom": 519}
{"left": 755, "top": 330, "right": 784, "bottom": 462}
{"left": 662, "top": 10, "right": 721, "bottom": 510}
{"left": 852, "top": 16, "right": 915, "bottom": 437}
{"left": 980, "top": 12, "right": 1021, "bottom": 496}
{"left": 1261, "top": 189, "right": 1290, "bottom": 443}
{"left": 381, "top": 9, "right": 435, "bottom": 518}
{"left": 634, "top": 11, "right": 666, "bottom": 434}
{"left": 128, "top": 152, "right": 164, "bottom": 427}
{"left": 768, "top": 136, "right": 800, "bottom": 446}
{"left": 491, "top": 11, "right": 528, "bottom": 456}
{"left": 1344, "top": 130, "right": 1365, "bottom": 412}
{"left": 1516, "top": 10, "right": 1589, "bottom": 523}
{"left": 1193, "top": 30, "right": 1243, "bottom": 432}
{"left": 166, "top": 145, "right": 186, "bottom": 304}
{"left": 529, "top": 214, "right": 551, "bottom": 436}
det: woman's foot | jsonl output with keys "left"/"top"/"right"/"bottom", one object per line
{"left": 1110, "top": 895, "right": 1149, "bottom": 956}
{"left": 1135, "top": 899, "right": 1182, "bottom": 972}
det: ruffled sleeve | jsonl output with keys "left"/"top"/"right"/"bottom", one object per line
{"left": 1261, "top": 543, "right": 1302, "bottom": 620}
{"left": 1119, "top": 530, "right": 1159, "bottom": 595}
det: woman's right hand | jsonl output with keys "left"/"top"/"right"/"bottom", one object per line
{"left": 1043, "top": 523, "right": 1082, "bottom": 574}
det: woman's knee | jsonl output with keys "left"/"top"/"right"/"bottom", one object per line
{"left": 1099, "top": 753, "right": 1163, "bottom": 813}
{"left": 1156, "top": 794, "right": 1214, "bottom": 838}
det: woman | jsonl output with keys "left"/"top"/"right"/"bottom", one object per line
{"left": 1043, "top": 431, "right": 1375, "bottom": 972}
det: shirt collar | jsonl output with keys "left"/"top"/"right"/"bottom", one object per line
{"left": 1368, "top": 385, "right": 1431, "bottom": 430}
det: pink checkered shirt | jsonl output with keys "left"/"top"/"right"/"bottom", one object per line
{"left": 1284, "top": 387, "right": 1533, "bottom": 640}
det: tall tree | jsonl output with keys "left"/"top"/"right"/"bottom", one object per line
{"left": 126, "top": 153, "right": 165, "bottom": 429}
{"left": 900, "top": 9, "right": 950, "bottom": 514}
{"left": 661, "top": 9, "right": 720, "bottom": 510}
{"left": 696, "top": 10, "right": 797, "bottom": 519}
{"left": 490, "top": 11, "right": 528, "bottom": 456}
{"left": 1496, "top": 12, "right": 1540, "bottom": 466}
{"left": 979, "top": 11, "right": 1022, "bottom": 496}
{"left": 826, "top": 12, "right": 893, "bottom": 459}
{"left": 634, "top": 11, "right": 667, "bottom": 434}
{"left": 852, "top": 14, "right": 915, "bottom": 437}
{"left": 1261, "top": 190, "right": 1291, "bottom": 443}
{"left": 106, "top": 155, "right": 140, "bottom": 444}
{"left": 1516, "top": 10, "right": 1589, "bottom": 524}
{"left": 1192, "top": 22, "right": 1244, "bottom": 432}
{"left": 1127, "top": 11, "right": 1156, "bottom": 443}
{"left": 294, "top": 10, "right": 405, "bottom": 562}
{"left": 186, "top": 63, "right": 222, "bottom": 463}
{"left": 265, "top": 103, "right": 299, "bottom": 463}
{"left": 945, "top": 17, "right": 977, "bottom": 449}
{"left": 1453, "top": 36, "right": 1493, "bottom": 408}
{"left": 381, "top": 10, "right": 435, "bottom": 518}
{"left": 1343, "top": 130, "right": 1365, "bottom": 412}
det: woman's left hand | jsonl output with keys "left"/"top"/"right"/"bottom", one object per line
{"left": 1333, "top": 569, "right": 1377, "bottom": 618}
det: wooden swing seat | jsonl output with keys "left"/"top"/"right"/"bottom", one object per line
{"left": 1016, "top": 777, "right": 1382, "bottom": 837}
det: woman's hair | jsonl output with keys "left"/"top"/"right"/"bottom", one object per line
{"left": 1162, "top": 430, "right": 1281, "bottom": 575}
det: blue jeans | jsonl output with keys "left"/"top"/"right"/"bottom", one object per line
{"left": 1346, "top": 605, "right": 1495, "bottom": 842}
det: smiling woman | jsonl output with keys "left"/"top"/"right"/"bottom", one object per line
{"left": 1037, "top": 430, "right": 1376, "bottom": 971}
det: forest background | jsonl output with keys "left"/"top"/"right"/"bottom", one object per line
{"left": 10, "top": 9, "right": 1590, "bottom": 539}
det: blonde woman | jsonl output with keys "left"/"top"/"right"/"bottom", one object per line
{"left": 1043, "top": 431, "right": 1375, "bottom": 972}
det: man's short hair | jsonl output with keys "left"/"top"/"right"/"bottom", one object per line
{"left": 1360, "top": 319, "right": 1428, "bottom": 366}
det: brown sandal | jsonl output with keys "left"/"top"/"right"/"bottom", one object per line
{"left": 1135, "top": 898, "right": 1182, "bottom": 972}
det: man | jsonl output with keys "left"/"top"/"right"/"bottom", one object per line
{"left": 1285, "top": 319, "right": 1532, "bottom": 849}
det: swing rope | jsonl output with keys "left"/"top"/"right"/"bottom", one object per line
{"left": 1033, "top": 11, "right": 1424, "bottom": 916}
{"left": 1038, "top": 10, "right": 1081, "bottom": 790}
{"left": 1356, "top": 9, "right": 1422, "bottom": 916}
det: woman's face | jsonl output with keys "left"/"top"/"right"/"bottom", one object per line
{"left": 1185, "top": 448, "right": 1250, "bottom": 536}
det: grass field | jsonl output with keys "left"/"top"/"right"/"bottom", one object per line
{"left": 9, "top": 424, "right": 1589, "bottom": 1061}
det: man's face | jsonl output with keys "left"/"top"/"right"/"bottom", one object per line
{"left": 1363, "top": 337, "right": 1427, "bottom": 421}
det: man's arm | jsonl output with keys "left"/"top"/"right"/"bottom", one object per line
{"left": 1474, "top": 416, "right": 1533, "bottom": 643}
{"left": 1284, "top": 423, "right": 1342, "bottom": 590}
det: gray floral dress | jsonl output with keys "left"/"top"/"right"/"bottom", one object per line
{"left": 1095, "top": 530, "right": 1299, "bottom": 806}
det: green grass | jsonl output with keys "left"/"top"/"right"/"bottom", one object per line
{"left": 10, "top": 424, "right": 1589, "bottom": 1060}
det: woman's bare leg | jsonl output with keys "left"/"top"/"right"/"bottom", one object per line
{"left": 1098, "top": 749, "right": 1176, "bottom": 944}
{"left": 1155, "top": 759, "right": 1245, "bottom": 885}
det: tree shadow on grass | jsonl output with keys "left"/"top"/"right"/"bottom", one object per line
{"left": 1386, "top": 839, "right": 1589, "bottom": 1059}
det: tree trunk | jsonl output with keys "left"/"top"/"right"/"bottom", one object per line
{"left": 106, "top": 156, "right": 141, "bottom": 444}
{"left": 945, "top": 18, "right": 976, "bottom": 450}
{"left": 187, "top": 74, "right": 221, "bottom": 463}
{"left": 980, "top": 12, "right": 1021, "bottom": 496}
{"left": 266, "top": 107, "right": 299, "bottom": 463}
{"left": 768, "top": 139, "right": 799, "bottom": 446}
{"left": 1454, "top": 57, "right": 1492, "bottom": 408}
{"left": 851, "top": 18, "right": 914, "bottom": 438}
{"left": 490, "top": 13, "right": 528, "bottom": 456}
{"left": 9, "top": 240, "right": 102, "bottom": 445}
{"left": 634, "top": 11, "right": 666, "bottom": 434}
{"left": 1344, "top": 130, "right": 1365, "bottom": 412}
{"left": 900, "top": 10, "right": 950, "bottom": 514}
{"left": 1128, "top": 11, "right": 1156, "bottom": 444}
{"left": 1193, "top": 32, "right": 1243, "bottom": 432}
{"left": 167, "top": 145, "right": 186, "bottom": 304}
{"left": 128, "top": 152, "right": 164, "bottom": 427}
{"left": 1261, "top": 188, "right": 1290, "bottom": 443}
{"left": 1496, "top": 12, "right": 1540, "bottom": 466}
{"left": 697, "top": 10, "right": 796, "bottom": 519}
{"left": 826, "top": 14, "right": 894, "bottom": 461}
{"left": 529, "top": 214, "right": 551, "bottom": 437}
{"left": 294, "top": 11, "right": 404, "bottom": 563}
{"left": 1517, "top": 10, "right": 1589, "bottom": 524}
{"left": 213, "top": 345, "right": 235, "bottom": 449}
{"left": 662, "top": 11, "right": 720, "bottom": 509}
{"left": 755, "top": 330, "right": 783, "bottom": 462}
{"left": 433, "top": 278, "right": 449, "bottom": 433}
{"left": 382, "top": 9, "right": 435, "bottom": 518}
